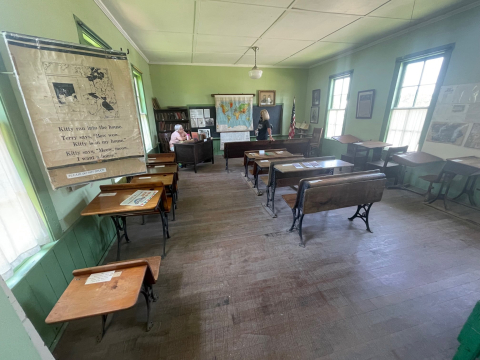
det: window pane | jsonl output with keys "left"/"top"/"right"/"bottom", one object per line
{"left": 397, "top": 86, "right": 417, "bottom": 108}
{"left": 332, "top": 95, "right": 341, "bottom": 109}
{"left": 415, "top": 84, "right": 435, "bottom": 107}
{"left": 421, "top": 57, "right": 443, "bottom": 85}
{"left": 340, "top": 94, "right": 348, "bottom": 109}
{"left": 333, "top": 78, "right": 343, "bottom": 95}
{"left": 342, "top": 77, "right": 350, "bottom": 95}
{"left": 402, "top": 61, "right": 424, "bottom": 86}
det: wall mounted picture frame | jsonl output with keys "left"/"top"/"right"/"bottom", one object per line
{"left": 310, "top": 106, "right": 319, "bottom": 124}
{"left": 312, "top": 89, "right": 321, "bottom": 106}
{"left": 356, "top": 89, "right": 375, "bottom": 119}
{"left": 258, "top": 90, "right": 276, "bottom": 106}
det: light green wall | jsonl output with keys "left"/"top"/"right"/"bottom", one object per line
{"left": 149, "top": 65, "right": 308, "bottom": 135}
{"left": 0, "top": 0, "right": 157, "bottom": 232}
{"left": 306, "top": 5, "right": 480, "bottom": 202}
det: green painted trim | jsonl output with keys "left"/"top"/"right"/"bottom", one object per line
{"left": 324, "top": 70, "right": 354, "bottom": 138}
{"left": 73, "top": 14, "right": 111, "bottom": 49}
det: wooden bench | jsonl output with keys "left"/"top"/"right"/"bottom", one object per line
{"left": 223, "top": 138, "right": 311, "bottom": 170}
{"left": 282, "top": 170, "right": 386, "bottom": 247}
{"left": 46, "top": 257, "right": 161, "bottom": 342}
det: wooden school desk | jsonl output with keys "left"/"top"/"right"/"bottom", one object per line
{"left": 174, "top": 139, "right": 214, "bottom": 173}
{"left": 46, "top": 257, "right": 161, "bottom": 341}
{"left": 81, "top": 184, "right": 170, "bottom": 259}
{"left": 391, "top": 151, "right": 444, "bottom": 189}
{"left": 131, "top": 174, "right": 177, "bottom": 220}
{"left": 331, "top": 135, "right": 363, "bottom": 144}
{"left": 146, "top": 153, "right": 176, "bottom": 165}
{"left": 147, "top": 163, "right": 179, "bottom": 179}
{"left": 266, "top": 159, "right": 354, "bottom": 216}
{"left": 253, "top": 157, "right": 305, "bottom": 191}
{"left": 244, "top": 149, "right": 297, "bottom": 180}
{"left": 353, "top": 141, "right": 392, "bottom": 168}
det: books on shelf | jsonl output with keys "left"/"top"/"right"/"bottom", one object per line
{"left": 155, "top": 111, "right": 188, "bottom": 121}
{"left": 157, "top": 121, "right": 191, "bottom": 132}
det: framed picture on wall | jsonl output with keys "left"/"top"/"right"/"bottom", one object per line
{"left": 258, "top": 90, "right": 276, "bottom": 106}
{"left": 356, "top": 89, "right": 375, "bottom": 119}
{"left": 310, "top": 106, "right": 319, "bottom": 124}
{"left": 312, "top": 89, "right": 321, "bottom": 106}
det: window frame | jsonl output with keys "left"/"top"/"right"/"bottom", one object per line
{"left": 74, "top": 15, "right": 111, "bottom": 50}
{"left": 324, "top": 70, "right": 353, "bottom": 139}
{"left": 380, "top": 44, "right": 454, "bottom": 149}
{"left": 132, "top": 66, "right": 153, "bottom": 152}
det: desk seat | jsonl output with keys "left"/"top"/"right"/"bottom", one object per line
{"left": 281, "top": 194, "right": 297, "bottom": 209}
{"left": 366, "top": 159, "right": 400, "bottom": 168}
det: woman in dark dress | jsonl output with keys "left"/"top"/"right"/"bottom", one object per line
{"left": 255, "top": 109, "right": 274, "bottom": 141}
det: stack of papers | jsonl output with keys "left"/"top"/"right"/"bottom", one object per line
{"left": 293, "top": 163, "right": 303, "bottom": 169}
{"left": 85, "top": 271, "right": 115, "bottom": 285}
{"left": 120, "top": 190, "right": 158, "bottom": 206}
{"left": 302, "top": 162, "right": 314, "bottom": 168}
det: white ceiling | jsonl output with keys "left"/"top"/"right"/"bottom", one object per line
{"left": 98, "top": 0, "right": 480, "bottom": 68}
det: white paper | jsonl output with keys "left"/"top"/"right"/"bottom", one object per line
{"left": 310, "top": 180, "right": 323, "bottom": 183}
{"left": 138, "top": 176, "right": 151, "bottom": 179}
{"left": 282, "top": 164, "right": 293, "bottom": 167}
{"left": 293, "top": 163, "right": 303, "bottom": 169}
{"left": 190, "top": 117, "right": 198, "bottom": 128}
{"left": 302, "top": 162, "right": 313, "bottom": 168}
{"left": 451, "top": 159, "right": 463, "bottom": 162}
{"left": 219, "top": 131, "right": 250, "bottom": 150}
{"left": 99, "top": 193, "right": 116, "bottom": 197}
{"left": 85, "top": 271, "right": 115, "bottom": 285}
{"left": 120, "top": 190, "right": 158, "bottom": 206}
{"left": 155, "top": 165, "right": 165, "bottom": 168}
{"left": 203, "top": 109, "right": 210, "bottom": 118}
{"left": 112, "top": 271, "right": 122, "bottom": 277}
{"left": 260, "top": 160, "right": 269, "bottom": 162}
{"left": 249, "top": 153, "right": 256, "bottom": 156}
{"left": 438, "top": 85, "right": 456, "bottom": 104}
{"left": 197, "top": 118, "right": 206, "bottom": 127}
{"left": 66, "top": 168, "right": 106, "bottom": 179}
{"left": 190, "top": 109, "right": 204, "bottom": 119}
{"left": 276, "top": 151, "right": 283, "bottom": 154}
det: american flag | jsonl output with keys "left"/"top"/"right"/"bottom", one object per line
{"left": 288, "top": 97, "right": 296, "bottom": 139}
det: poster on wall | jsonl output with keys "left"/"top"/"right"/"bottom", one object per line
{"left": 215, "top": 95, "right": 253, "bottom": 132}
{"left": 3, "top": 32, "right": 146, "bottom": 189}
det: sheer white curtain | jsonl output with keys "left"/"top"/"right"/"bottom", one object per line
{"left": 0, "top": 129, "right": 49, "bottom": 280}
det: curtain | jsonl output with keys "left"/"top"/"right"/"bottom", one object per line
{"left": 0, "top": 129, "right": 49, "bottom": 280}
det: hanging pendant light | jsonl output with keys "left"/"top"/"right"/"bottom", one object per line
{"left": 249, "top": 46, "right": 263, "bottom": 80}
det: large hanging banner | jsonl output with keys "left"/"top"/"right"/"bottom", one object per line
{"left": 3, "top": 32, "right": 146, "bottom": 189}
{"left": 215, "top": 94, "right": 253, "bottom": 132}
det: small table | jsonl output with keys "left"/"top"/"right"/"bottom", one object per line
{"left": 131, "top": 174, "right": 177, "bottom": 220}
{"left": 146, "top": 153, "right": 176, "bottom": 165}
{"left": 253, "top": 157, "right": 305, "bottom": 190}
{"left": 46, "top": 258, "right": 160, "bottom": 341}
{"left": 81, "top": 185, "right": 168, "bottom": 259}
{"left": 331, "top": 135, "right": 363, "bottom": 144}
{"left": 174, "top": 139, "right": 214, "bottom": 173}
{"left": 391, "top": 151, "right": 444, "bottom": 188}
{"left": 353, "top": 141, "right": 392, "bottom": 169}
{"left": 244, "top": 149, "right": 296, "bottom": 180}
{"left": 267, "top": 159, "right": 354, "bottom": 215}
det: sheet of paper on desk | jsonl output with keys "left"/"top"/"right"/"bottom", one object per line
{"left": 138, "top": 176, "right": 151, "bottom": 179}
{"left": 120, "top": 190, "right": 158, "bottom": 206}
{"left": 293, "top": 163, "right": 303, "bottom": 169}
{"left": 260, "top": 160, "right": 269, "bottom": 162}
{"left": 155, "top": 165, "right": 165, "bottom": 168}
{"left": 85, "top": 271, "right": 115, "bottom": 285}
{"left": 452, "top": 159, "right": 464, "bottom": 162}
{"left": 276, "top": 151, "right": 284, "bottom": 154}
{"left": 99, "top": 193, "right": 116, "bottom": 197}
{"left": 310, "top": 180, "right": 322, "bottom": 183}
{"left": 302, "top": 162, "right": 313, "bottom": 168}
{"left": 282, "top": 164, "right": 293, "bottom": 166}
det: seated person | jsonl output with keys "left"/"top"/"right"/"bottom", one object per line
{"left": 169, "top": 124, "right": 188, "bottom": 151}
{"left": 255, "top": 109, "right": 274, "bottom": 141}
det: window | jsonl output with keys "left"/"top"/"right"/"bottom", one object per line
{"left": 74, "top": 15, "right": 111, "bottom": 49}
{"left": 132, "top": 68, "right": 153, "bottom": 152}
{"left": 386, "top": 56, "right": 444, "bottom": 150}
{"left": 325, "top": 73, "right": 351, "bottom": 138}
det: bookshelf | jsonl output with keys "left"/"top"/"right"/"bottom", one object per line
{"left": 154, "top": 107, "right": 190, "bottom": 153}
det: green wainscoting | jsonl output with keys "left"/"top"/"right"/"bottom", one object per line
{"left": 10, "top": 216, "right": 116, "bottom": 348}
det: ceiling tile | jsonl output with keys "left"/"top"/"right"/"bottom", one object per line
{"left": 196, "top": 1, "right": 285, "bottom": 37}
{"left": 195, "top": 34, "right": 256, "bottom": 54}
{"left": 293, "top": 0, "right": 390, "bottom": 16}
{"left": 130, "top": 31, "right": 193, "bottom": 52}
{"left": 322, "top": 16, "right": 412, "bottom": 44}
{"left": 102, "top": 0, "right": 195, "bottom": 33}
{"left": 368, "top": 0, "right": 415, "bottom": 20}
{"left": 144, "top": 51, "right": 192, "bottom": 63}
{"left": 412, "top": 0, "right": 479, "bottom": 20}
{"left": 278, "top": 41, "right": 356, "bottom": 66}
{"left": 193, "top": 53, "right": 243, "bottom": 64}
{"left": 216, "top": 0, "right": 293, "bottom": 8}
{"left": 236, "top": 53, "right": 289, "bottom": 66}
{"left": 253, "top": 38, "right": 315, "bottom": 57}
{"left": 263, "top": 10, "right": 359, "bottom": 41}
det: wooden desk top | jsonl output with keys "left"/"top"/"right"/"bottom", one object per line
{"left": 331, "top": 135, "right": 363, "bottom": 144}
{"left": 353, "top": 141, "right": 392, "bottom": 149}
{"left": 46, "top": 265, "right": 147, "bottom": 323}
{"left": 131, "top": 174, "right": 174, "bottom": 187}
{"left": 447, "top": 156, "right": 480, "bottom": 170}
{"left": 146, "top": 153, "right": 175, "bottom": 165}
{"left": 255, "top": 157, "right": 305, "bottom": 168}
{"left": 147, "top": 164, "right": 178, "bottom": 175}
{"left": 274, "top": 159, "right": 353, "bottom": 173}
{"left": 245, "top": 150, "right": 295, "bottom": 160}
{"left": 392, "top": 151, "right": 444, "bottom": 167}
{"left": 81, "top": 187, "right": 164, "bottom": 216}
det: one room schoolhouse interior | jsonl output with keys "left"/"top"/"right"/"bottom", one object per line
{"left": 2, "top": 1, "right": 480, "bottom": 359}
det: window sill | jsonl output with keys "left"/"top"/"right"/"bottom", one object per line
{"left": 6, "top": 242, "right": 56, "bottom": 289}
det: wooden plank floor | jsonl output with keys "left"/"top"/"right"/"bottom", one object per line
{"left": 53, "top": 157, "right": 480, "bottom": 360}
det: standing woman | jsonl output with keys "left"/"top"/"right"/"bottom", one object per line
{"left": 169, "top": 124, "right": 188, "bottom": 151}
{"left": 255, "top": 109, "right": 274, "bottom": 141}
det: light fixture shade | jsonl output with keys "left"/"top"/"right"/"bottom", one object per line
{"left": 249, "top": 67, "right": 263, "bottom": 79}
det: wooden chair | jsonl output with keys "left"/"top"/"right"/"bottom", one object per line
{"left": 158, "top": 132, "right": 173, "bottom": 153}
{"left": 365, "top": 145, "right": 408, "bottom": 184}
{"left": 309, "top": 127, "right": 323, "bottom": 157}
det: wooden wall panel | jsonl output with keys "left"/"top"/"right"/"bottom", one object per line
{"left": 52, "top": 240, "right": 76, "bottom": 283}
{"left": 40, "top": 250, "right": 68, "bottom": 299}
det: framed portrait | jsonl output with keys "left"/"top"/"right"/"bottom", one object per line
{"left": 197, "top": 128, "right": 211, "bottom": 138}
{"left": 356, "top": 89, "right": 375, "bottom": 119}
{"left": 258, "top": 90, "right": 276, "bottom": 106}
{"left": 310, "top": 106, "right": 319, "bottom": 124}
{"left": 312, "top": 89, "right": 320, "bottom": 106}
